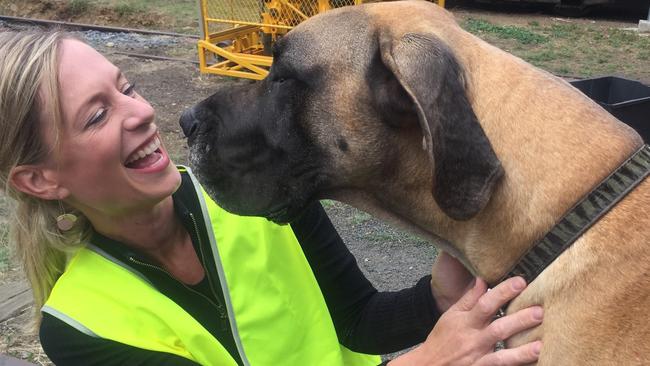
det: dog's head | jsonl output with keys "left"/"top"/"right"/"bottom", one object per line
{"left": 181, "top": 2, "right": 503, "bottom": 223}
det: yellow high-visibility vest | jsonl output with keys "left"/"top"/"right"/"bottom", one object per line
{"left": 43, "top": 166, "right": 381, "bottom": 366}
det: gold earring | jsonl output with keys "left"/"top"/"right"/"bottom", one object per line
{"left": 56, "top": 202, "right": 77, "bottom": 231}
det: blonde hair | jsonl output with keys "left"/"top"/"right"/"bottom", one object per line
{"left": 0, "top": 30, "right": 90, "bottom": 325}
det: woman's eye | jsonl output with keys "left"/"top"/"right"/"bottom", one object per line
{"left": 122, "top": 82, "right": 136, "bottom": 96}
{"left": 86, "top": 108, "right": 107, "bottom": 128}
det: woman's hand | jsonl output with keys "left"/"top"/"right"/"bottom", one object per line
{"left": 389, "top": 277, "right": 543, "bottom": 366}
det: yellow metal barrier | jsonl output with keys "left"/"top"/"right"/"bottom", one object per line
{"left": 198, "top": 0, "right": 445, "bottom": 80}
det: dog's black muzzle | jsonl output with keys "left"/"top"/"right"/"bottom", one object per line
{"left": 179, "top": 107, "right": 199, "bottom": 138}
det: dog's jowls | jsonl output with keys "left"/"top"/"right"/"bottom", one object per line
{"left": 180, "top": 1, "right": 649, "bottom": 364}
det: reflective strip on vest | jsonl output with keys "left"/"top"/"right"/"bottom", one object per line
{"left": 44, "top": 166, "right": 380, "bottom": 366}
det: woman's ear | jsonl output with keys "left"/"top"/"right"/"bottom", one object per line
{"left": 9, "top": 165, "right": 69, "bottom": 200}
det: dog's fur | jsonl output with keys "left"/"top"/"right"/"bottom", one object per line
{"left": 182, "top": 1, "right": 649, "bottom": 364}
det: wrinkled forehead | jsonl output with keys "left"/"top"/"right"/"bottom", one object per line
{"left": 273, "top": 7, "right": 375, "bottom": 75}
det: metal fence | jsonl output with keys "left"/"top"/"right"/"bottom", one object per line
{"left": 198, "top": 0, "right": 444, "bottom": 79}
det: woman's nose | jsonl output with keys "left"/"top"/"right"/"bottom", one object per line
{"left": 123, "top": 96, "right": 155, "bottom": 130}
{"left": 179, "top": 108, "right": 198, "bottom": 137}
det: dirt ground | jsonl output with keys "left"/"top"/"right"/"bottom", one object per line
{"left": 0, "top": 0, "right": 177, "bottom": 29}
{"left": 1, "top": 1, "right": 649, "bottom": 364}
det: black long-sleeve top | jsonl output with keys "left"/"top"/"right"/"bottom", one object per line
{"left": 40, "top": 173, "right": 440, "bottom": 365}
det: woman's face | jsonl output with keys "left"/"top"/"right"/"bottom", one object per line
{"left": 46, "top": 39, "right": 181, "bottom": 216}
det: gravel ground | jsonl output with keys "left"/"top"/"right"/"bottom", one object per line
{"left": 0, "top": 21, "right": 186, "bottom": 52}
{"left": 323, "top": 201, "right": 438, "bottom": 361}
{"left": 323, "top": 202, "right": 438, "bottom": 291}
{"left": 75, "top": 30, "right": 181, "bottom": 50}
{"left": 324, "top": 202, "right": 438, "bottom": 360}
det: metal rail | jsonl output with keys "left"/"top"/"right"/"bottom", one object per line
{"left": 112, "top": 51, "right": 199, "bottom": 65}
{"left": 0, "top": 15, "right": 199, "bottom": 39}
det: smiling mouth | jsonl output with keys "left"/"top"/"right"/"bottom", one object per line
{"left": 125, "top": 136, "right": 163, "bottom": 169}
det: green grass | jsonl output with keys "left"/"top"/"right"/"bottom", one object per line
{"left": 351, "top": 211, "right": 372, "bottom": 225}
{"left": 460, "top": 18, "right": 650, "bottom": 82}
{"left": 368, "top": 231, "right": 396, "bottom": 243}
{"left": 113, "top": 3, "right": 144, "bottom": 17}
{"left": 463, "top": 18, "right": 548, "bottom": 45}
{"left": 406, "top": 232, "right": 431, "bottom": 246}
{"left": 95, "top": 0, "right": 200, "bottom": 32}
{"left": 545, "top": 23, "right": 580, "bottom": 39}
{"left": 639, "top": 50, "right": 650, "bottom": 61}
{"left": 67, "top": 0, "right": 92, "bottom": 16}
{"left": 319, "top": 199, "right": 336, "bottom": 209}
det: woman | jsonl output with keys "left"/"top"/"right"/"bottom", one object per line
{"left": 0, "top": 30, "right": 543, "bottom": 366}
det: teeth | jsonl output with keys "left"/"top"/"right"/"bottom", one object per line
{"left": 126, "top": 137, "right": 161, "bottom": 165}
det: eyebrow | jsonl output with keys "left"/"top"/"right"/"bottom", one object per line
{"left": 74, "top": 68, "right": 124, "bottom": 128}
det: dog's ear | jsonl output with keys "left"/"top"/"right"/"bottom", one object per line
{"left": 378, "top": 32, "right": 503, "bottom": 220}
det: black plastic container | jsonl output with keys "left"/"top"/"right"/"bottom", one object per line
{"left": 570, "top": 76, "right": 650, "bottom": 142}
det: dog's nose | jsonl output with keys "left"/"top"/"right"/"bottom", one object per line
{"left": 179, "top": 108, "right": 199, "bottom": 137}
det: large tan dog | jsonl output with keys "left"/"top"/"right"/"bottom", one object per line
{"left": 180, "top": 1, "right": 649, "bottom": 364}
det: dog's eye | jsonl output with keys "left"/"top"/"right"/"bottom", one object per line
{"left": 270, "top": 74, "right": 294, "bottom": 85}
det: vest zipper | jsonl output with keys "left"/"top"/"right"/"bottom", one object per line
{"left": 126, "top": 255, "right": 227, "bottom": 319}
{"left": 183, "top": 168, "right": 252, "bottom": 366}
{"left": 188, "top": 212, "right": 228, "bottom": 320}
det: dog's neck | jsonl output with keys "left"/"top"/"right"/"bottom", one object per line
{"left": 452, "top": 33, "right": 643, "bottom": 281}
{"left": 336, "top": 132, "right": 642, "bottom": 284}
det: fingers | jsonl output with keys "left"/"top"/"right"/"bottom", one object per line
{"left": 487, "top": 306, "right": 543, "bottom": 343}
{"left": 474, "top": 341, "right": 543, "bottom": 366}
{"left": 470, "top": 277, "right": 527, "bottom": 324}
